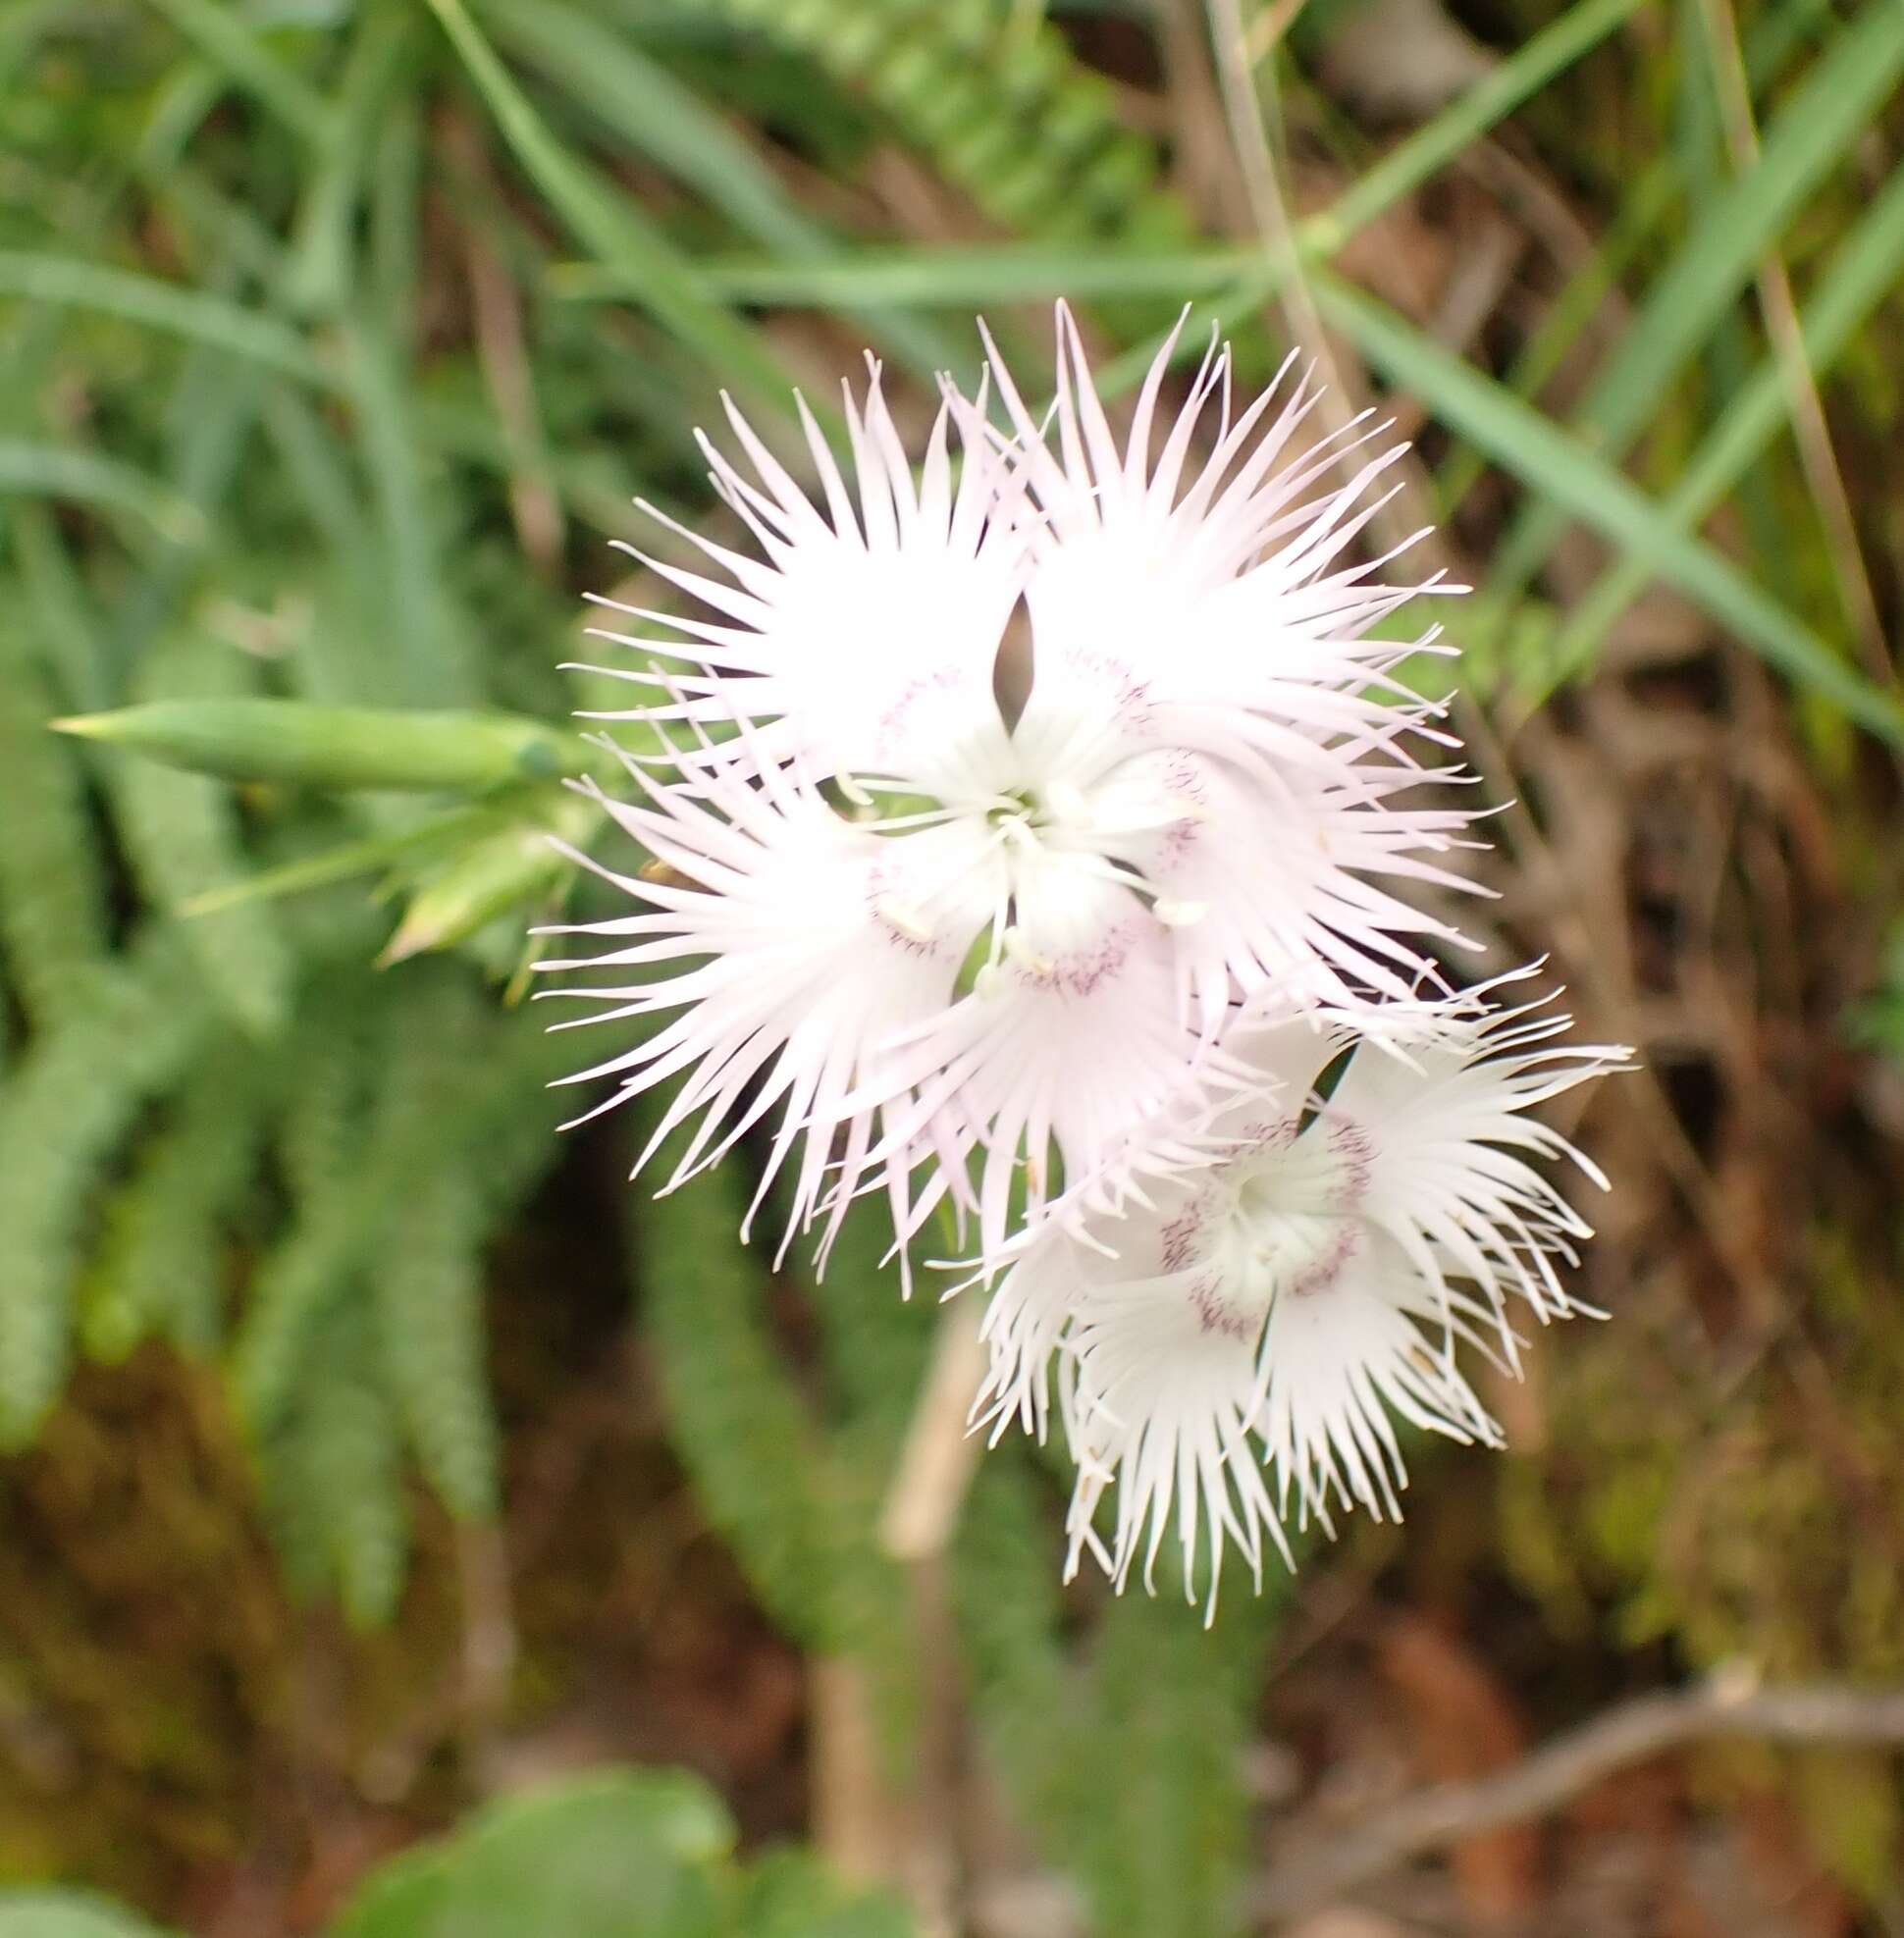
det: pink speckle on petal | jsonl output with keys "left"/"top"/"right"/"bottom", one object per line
{"left": 1190, "top": 1274, "right": 1261, "bottom": 1340}
{"left": 1013, "top": 919, "right": 1135, "bottom": 998}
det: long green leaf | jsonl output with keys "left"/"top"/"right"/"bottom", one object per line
{"left": 487, "top": 0, "right": 956, "bottom": 377}
{"left": 555, "top": 244, "right": 1266, "bottom": 308}
{"left": 1099, "top": 0, "right": 1648, "bottom": 394}
{"left": 1493, "top": 0, "right": 1904, "bottom": 589}
{"left": 549, "top": 0, "right": 1645, "bottom": 368}
{"left": 284, "top": 4, "right": 422, "bottom": 315}
{"left": 1438, "top": 0, "right": 1841, "bottom": 514}
{"left": 341, "top": 310, "right": 481, "bottom": 707}
{"left": 0, "top": 440, "right": 207, "bottom": 548}
{"left": 1529, "top": 157, "right": 1904, "bottom": 697}
{"left": 482, "top": 0, "right": 825, "bottom": 259}
{"left": 0, "top": 251, "right": 327, "bottom": 381}
{"left": 1308, "top": 270, "right": 1904, "bottom": 746}
{"left": 424, "top": 0, "right": 800, "bottom": 416}
{"left": 140, "top": 0, "right": 339, "bottom": 147}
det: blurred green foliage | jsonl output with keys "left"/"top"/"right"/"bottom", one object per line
{"left": 5, "top": 0, "right": 1904, "bottom": 1928}
{"left": 0, "top": 1768, "right": 912, "bottom": 1938}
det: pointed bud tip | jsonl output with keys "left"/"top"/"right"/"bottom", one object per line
{"left": 376, "top": 919, "right": 440, "bottom": 968}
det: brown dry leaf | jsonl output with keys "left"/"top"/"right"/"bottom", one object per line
{"left": 1566, "top": 1754, "right": 1683, "bottom": 1841}
{"left": 652, "top": 1611, "right": 804, "bottom": 1782}
{"left": 1736, "top": 1794, "right": 1860, "bottom": 1938}
{"left": 1322, "top": 196, "right": 1453, "bottom": 320}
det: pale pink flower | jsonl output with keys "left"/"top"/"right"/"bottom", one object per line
{"left": 548, "top": 315, "right": 1492, "bottom": 1266}
{"left": 975, "top": 980, "right": 1630, "bottom": 1612}
{"left": 967, "top": 302, "right": 1486, "bottom": 1025}
{"left": 534, "top": 736, "right": 997, "bottom": 1272}
{"left": 577, "top": 368, "right": 1027, "bottom": 804}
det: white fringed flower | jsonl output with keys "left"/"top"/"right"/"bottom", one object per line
{"left": 534, "top": 738, "right": 998, "bottom": 1271}
{"left": 548, "top": 314, "right": 1496, "bottom": 1267}
{"left": 579, "top": 369, "right": 1028, "bottom": 803}
{"left": 972, "top": 304, "right": 1486, "bottom": 1020}
{"left": 976, "top": 982, "right": 1629, "bottom": 1613}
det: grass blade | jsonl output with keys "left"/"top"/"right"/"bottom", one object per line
{"left": 555, "top": 244, "right": 1265, "bottom": 308}
{"left": 140, "top": 0, "right": 339, "bottom": 147}
{"left": 0, "top": 251, "right": 327, "bottom": 382}
{"left": 1308, "top": 269, "right": 1904, "bottom": 747}
{"left": 0, "top": 441, "right": 206, "bottom": 550}
{"left": 591, "top": 0, "right": 1642, "bottom": 366}
{"left": 1099, "top": 0, "right": 1648, "bottom": 394}
{"left": 1528, "top": 158, "right": 1904, "bottom": 701}
{"left": 341, "top": 311, "right": 480, "bottom": 707}
{"left": 486, "top": 0, "right": 957, "bottom": 377}
{"left": 424, "top": 0, "right": 801, "bottom": 418}
{"left": 1492, "top": 0, "right": 1904, "bottom": 590}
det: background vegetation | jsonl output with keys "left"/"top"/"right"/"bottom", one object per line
{"left": 3, "top": 0, "right": 1904, "bottom": 1930}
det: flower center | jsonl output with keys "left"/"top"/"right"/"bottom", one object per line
{"left": 991, "top": 763, "right": 1206, "bottom": 921}
{"left": 1171, "top": 1114, "right": 1373, "bottom": 1337}
{"left": 984, "top": 785, "right": 1043, "bottom": 830}
{"left": 867, "top": 752, "right": 1213, "bottom": 1004}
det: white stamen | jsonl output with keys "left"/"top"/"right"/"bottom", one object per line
{"left": 1153, "top": 898, "right": 1209, "bottom": 929}
{"left": 875, "top": 897, "right": 935, "bottom": 945}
